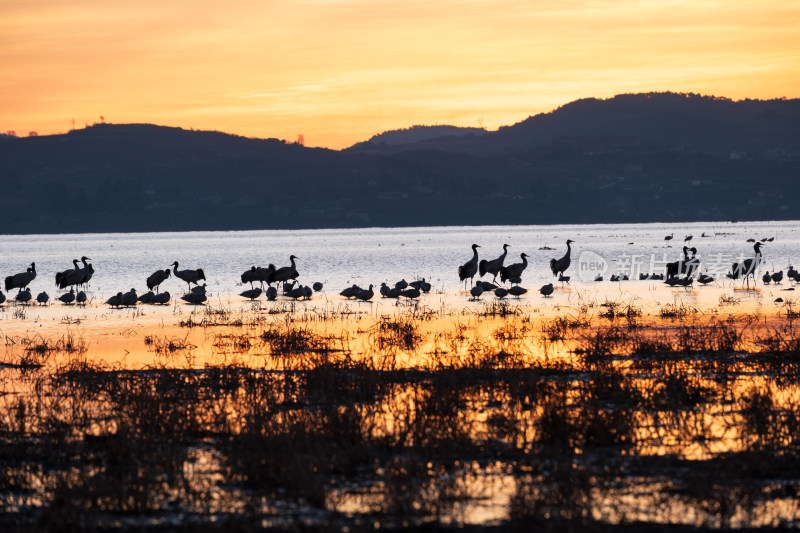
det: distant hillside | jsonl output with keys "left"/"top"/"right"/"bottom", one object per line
{"left": 346, "top": 92, "right": 800, "bottom": 159}
{"left": 1, "top": 92, "right": 798, "bottom": 234}
{"left": 350, "top": 125, "right": 487, "bottom": 149}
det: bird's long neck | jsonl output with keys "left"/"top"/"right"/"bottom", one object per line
{"left": 521, "top": 254, "right": 528, "bottom": 267}
{"left": 471, "top": 246, "right": 479, "bottom": 262}
{"left": 500, "top": 246, "right": 508, "bottom": 261}
{"left": 72, "top": 259, "right": 79, "bottom": 269}
{"left": 173, "top": 263, "right": 179, "bottom": 274}
{"left": 290, "top": 257, "right": 296, "bottom": 269}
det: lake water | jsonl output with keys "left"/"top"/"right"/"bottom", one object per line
{"left": 0, "top": 220, "right": 796, "bottom": 300}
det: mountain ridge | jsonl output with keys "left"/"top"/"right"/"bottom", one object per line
{"left": 1, "top": 92, "right": 798, "bottom": 234}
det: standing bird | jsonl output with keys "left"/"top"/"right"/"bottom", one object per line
{"left": 271, "top": 255, "right": 299, "bottom": 285}
{"left": 241, "top": 266, "right": 260, "bottom": 288}
{"left": 36, "top": 291, "right": 49, "bottom": 305}
{"left": 727, "top": 242, "right": 764, "bottom": 287}
{"left": 147, "top": 268, "right": 172, "bottom": 293}
{"left": 550, "top": 240, "right": 574, "bottom": 278}
{"left": 479, "top": 243, "right": 510, "bottom": 282}
{"left": 494, "top": 287, "right": 508, "bottom": 299}
{"left": 664, "top": 233, "right": 674, "bottom": 246}
{"left": 78, "top": 257, "right": 94, "bottom": 289}
{"left": 312, "top": 282, "right": 323, "bottom": 292}
{"left": 458, "top": 244, "right": 481, "bottom": 288}
{"left": 76, "top": 291, "right": 87, "bottom": 305}
{"left": 771, "top": 271, "right": 784, "bottom": 284}
{"left": 55, "top": 259, "right": 80, "bottom": 288}
{"left": 684, "top": 235, "right": 693, "bottom": 242}
{"left": 500, "top": 253, "right": 529, "bottom": 284}
{"left": 172, "top": 261, "right": 206, "bottom": 290}
{"left": 762, "top": 272, "right": 772, "bottom": 285}
{"left": 5, "top": 262, "right": 36, "bottom": 291}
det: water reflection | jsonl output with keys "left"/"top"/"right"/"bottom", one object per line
{"left": 2, "top": 287, "right": 800, "bottom": 529}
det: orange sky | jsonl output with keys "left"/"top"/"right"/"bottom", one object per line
{"left": 2, "top": 0, "right": 799, "bottom": 149}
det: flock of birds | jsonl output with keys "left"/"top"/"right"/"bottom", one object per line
{"left": 0, "top": 235, "right": 794, "bottom": 308}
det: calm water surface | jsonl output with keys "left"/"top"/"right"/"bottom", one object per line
{"left": 0, "top": 220, "right": 797, "bottom": 299}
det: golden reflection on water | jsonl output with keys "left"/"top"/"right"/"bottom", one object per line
{"left": 1, "top": 281, "right": 800, "bottom": 528}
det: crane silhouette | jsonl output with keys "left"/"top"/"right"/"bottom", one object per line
{"left": 727, "top": 242, "right": 764, "bottom": 287}
{"left": 479, "top": 244, "right": 509, "bottom": 282}
{"left": 500, "top": 253, "right": 528, "bottom": 284}
{"left": 550, "top": 240, "right": 574, "bottom": 278}
{"left": 172, "top": 261, "right": 206, "bottom": 290}
{"left": 146, "top": 268, "right": 171, "bottom": 293}
{"left": 271, "top": 255, "right": 299, "bottom": 285}
{"left": 5, "top": 262, "right": 36, "bottom": 291}
{"left": 458, "top": 244, "right": 480, "bottom": 288}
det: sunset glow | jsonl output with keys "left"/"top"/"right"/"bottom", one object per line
{"left": 2, "top": 0, "right": 799, "bottom": 148}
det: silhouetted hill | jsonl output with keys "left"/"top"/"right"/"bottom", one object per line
{"left": 1, "top": 92, "right": 798, "bottom": 234}
{"left": 350, "top": 125, "right": 487, "bottom": 149}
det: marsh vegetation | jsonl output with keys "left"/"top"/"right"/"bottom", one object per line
{"left": 1, "top": 294, "right": 799, "bottom": 531}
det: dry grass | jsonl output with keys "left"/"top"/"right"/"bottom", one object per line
{"left": 1, "top": 304, "right": 800, "bottom": 531}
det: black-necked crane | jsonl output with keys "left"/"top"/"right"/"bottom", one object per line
{"left": 55, "top": 259, "right": 80, "bottom": 288}
{"left": 772, "top": 271, "right": 783, "bottom": 284}
{"left": 401, "top": 287, "right": 420, "bottom": 301}
{"left": 59, "top": 289, "right": 75, "bottom": 304}
{"left": 15, "top": 288, "right": 32, "bottom": 304}
{"left": 762, "top": 272, "right": 772, "bottom": 284}
{"left": 479, "top": 243, "right": 509, "bottom": 282}
{"left": 152, "top": 291, "right": 171, "bottom": 305}
{"left": 727, "top": 242, "right": 764, "bottom": 287}
{"left": 664, "top": 233, "right": 674, "bottom": 246}
{"left": 550, "top": 240, "right": 574, "bottom": 278}
{"left": 121, "top": 288, "right": 138, "bottom": 307}
{"left": 458, "top": 244, "right": 480, "bottom": 288}
{"left": 5, "top": 262, "right": 36, "bottom": 291}
{"left": 271, "top": 255, "right": 299, "bottom": 285}
{"left": 340, "top": 285, "right": 362, "bottom": 299}
{"left": 36, "top": 291, "right": 49, "bottom": 305}
{"left": 241, "top": 266, "right": 259, "bottom": 288}
{"left": 356, "top": 284, "right": 374, "bottom": 302}
{"left": 684, "top": 235, "right": 693, "bottom": 242}
{"left": 508, "top": 286, "right": 528, "bottom": 298}
{"left": 172, "top": 261, "right": 206, "bottom": 290}
{"left": 470, "top": 282, "right": 483, "bottom": 300}
{"left": 494, "top": 287, "right": 508, "bottom": 299}
{"left": 240, "top": 287, "right": 262, "bottom": 300}
{"left": 138, "top": 291, "right": 155, "bottom": 304}
{"left": 265, "top": 286, "right": 277, "bottom": 301}
{"left": 106, "top": 292, "right": 123, "bottom": 308}
{"left": 501, "top": 253, "right": 528, "bottom": 284}
{"left": 147, "top": 268, "right": 171, "bottom": 293}
{"left": 539, "top": 283, "right": 554, "bottom": 297}
{"left": 181, "top": 291, "right": 207, "bottom": 305}
{"left": 76, "top": 291, "right": 87, "bottom": 305}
